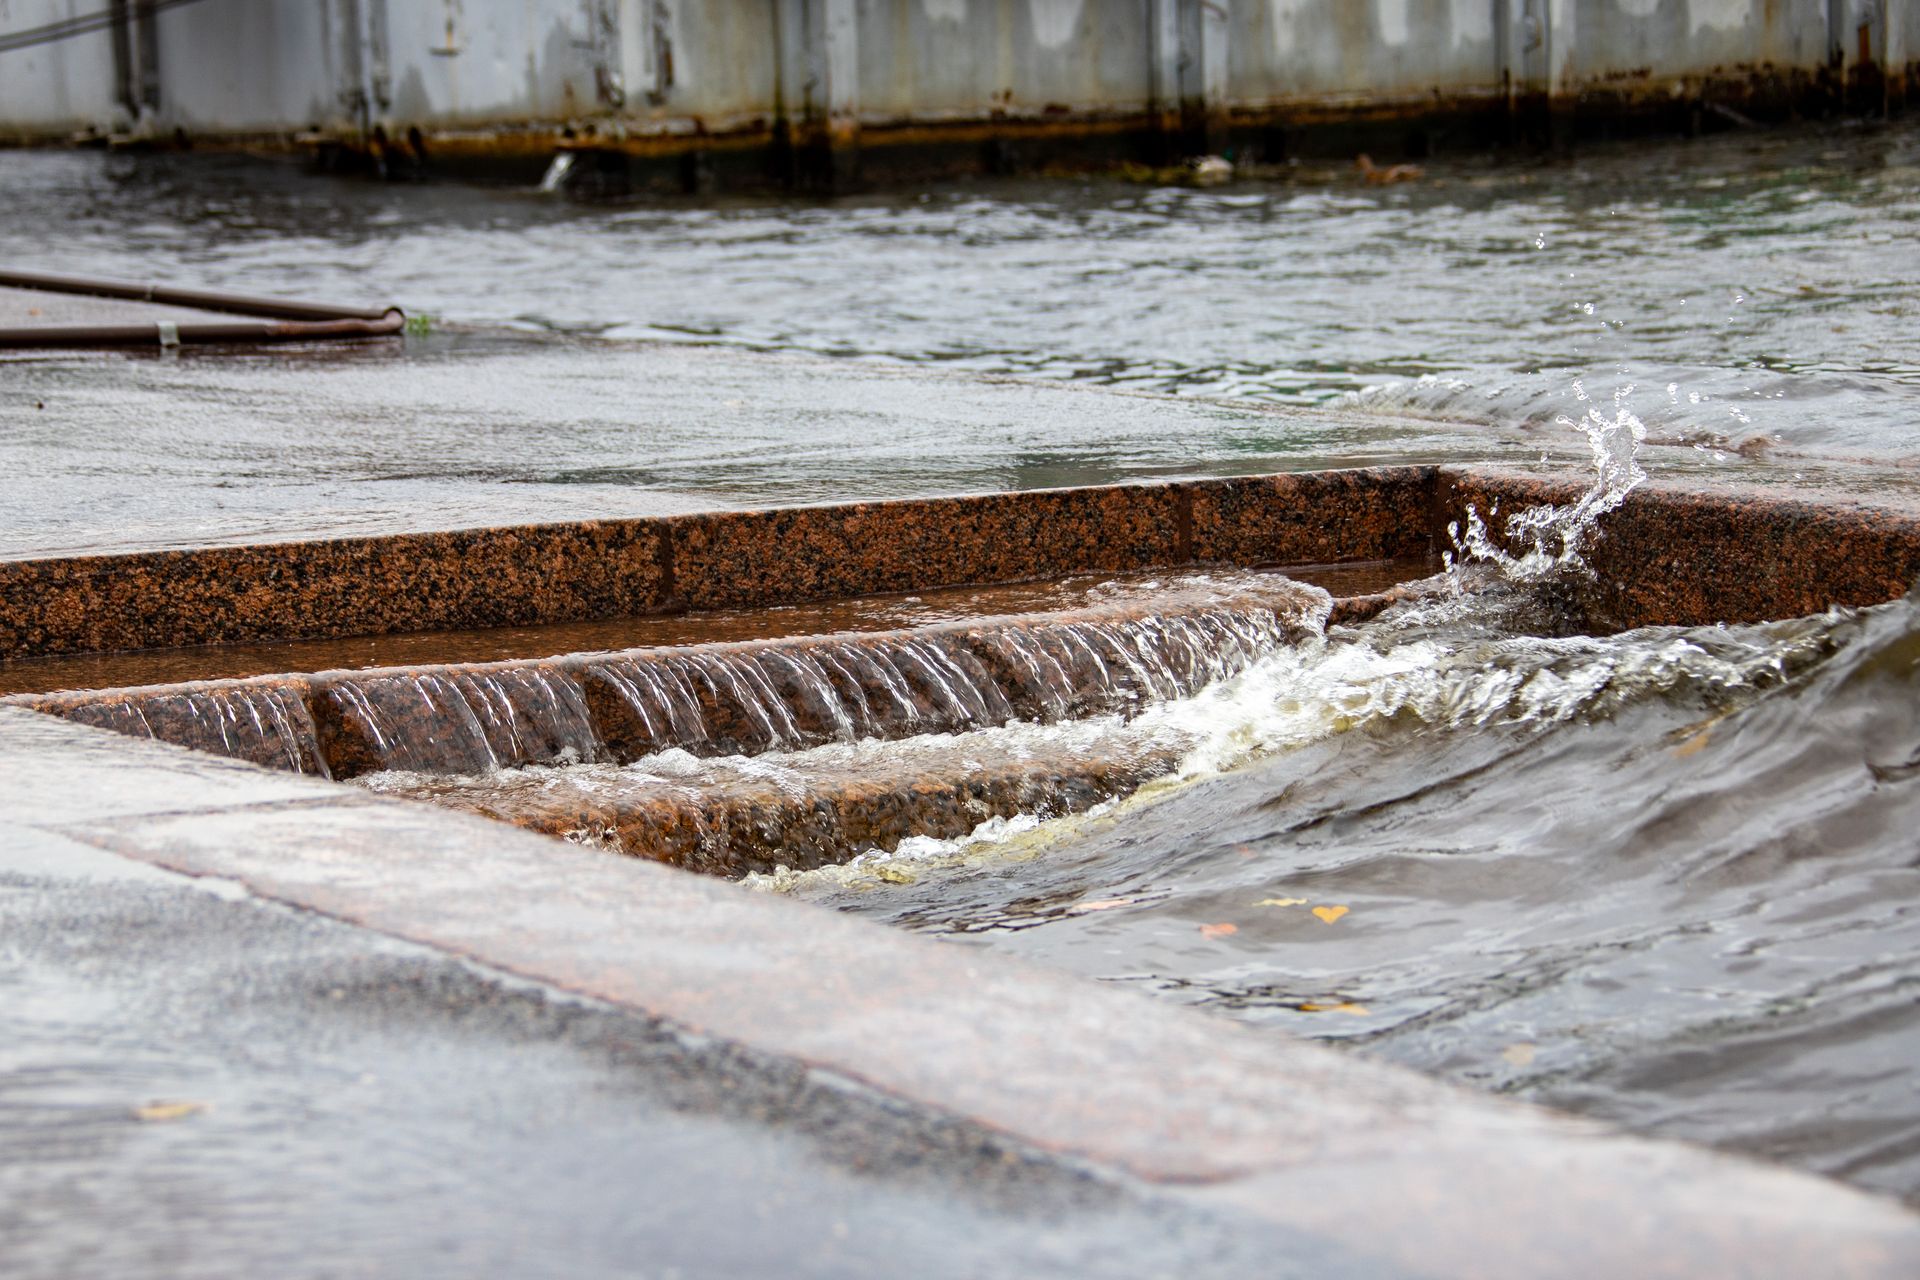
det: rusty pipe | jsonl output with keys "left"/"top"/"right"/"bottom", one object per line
{"left": 0, "top": 309, "right": 407, "bottom": 349}
{"left": 0, "top": 267, "right": 400, "bottom": 323}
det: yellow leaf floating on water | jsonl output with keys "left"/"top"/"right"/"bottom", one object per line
{"left": 872, "top": 865, "right": 915, "bottom": 885}
{"left": 1502, "top": 1042, "right": 1538, "bottom": 1067}
{"left": 1067, "top": 897, "right": 1135, "bottom": 914}
{"left": 133, "top": 1101, "right": 205, "bottom": 1123}
{"left": 1299, "top": 1002, "right": 1371, "bottom": 1016}
{"left": 1198, "top": 922, "right": 1239, "bottom": 940}
{"left": 1672, "top": 728, "right": 1712, "bottom": 758}
{"left": 1311, "top": 905, "right": 1350, "bottom": 924}
{"left": 1253, "top": 897, "right": 1308, "bottom": 908}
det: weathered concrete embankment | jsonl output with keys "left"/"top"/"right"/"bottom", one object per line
{"left": 2, "top": 1, "right": 1913, "bottom": 189}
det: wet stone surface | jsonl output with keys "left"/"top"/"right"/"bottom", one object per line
{"left": 12, "top": 571, "right": 1329, "bottom": 781}
{"left": 369, "top": 728, "right": 1185, "bottom": 878}
{"left": 1, "top": 829, "right": 1373, "bottom": 1280}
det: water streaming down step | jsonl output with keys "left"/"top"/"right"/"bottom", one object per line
{"left": 57, "top": 681, "right": 328, "bottom": 776}
{"left": 578, "top": 603, "right": 1305, "bottom": 762}
{"left": 16, "top": 575, "right": 1328, "bottom": 783}
{"left": 346, "top": 592, "right": 1334, "bottom": 873}
{"left": 316, "top": 664, "right": 603, "bottom": 776}
{"left": 314, "top": 600, "right": 1311, "bottom": 774}
{"left": 364, "top": 720, "right": 1191, "bottom": 877}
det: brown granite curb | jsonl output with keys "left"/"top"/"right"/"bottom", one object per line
{"left": 8, "top": 464, "right": 1919, "bottom": 669}
{"left": 0, "top": 468, "right": 1437, "bottom": 661}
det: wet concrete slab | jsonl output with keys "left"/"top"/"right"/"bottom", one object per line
{"left": 4, "top": 706, "right": 1915, "bottom": 1277}
{"left": 4, "top": 823, "right": 1379, "bottom": 1280}
{"left": 0, "top": 330, "right": 1536, "bottom": 562}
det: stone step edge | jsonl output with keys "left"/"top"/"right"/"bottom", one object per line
{"left": 385, "top": 740, "right": 1186, "bottom": 878}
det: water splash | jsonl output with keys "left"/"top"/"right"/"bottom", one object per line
{"left": 1447, "top": 383, "right": 1648, "bottom": 585}
{"left": 751, "top": 596, "right": 1838, "bottom": 884}
{"left": 536, "top": 152, "right": 576, "bottom": 194}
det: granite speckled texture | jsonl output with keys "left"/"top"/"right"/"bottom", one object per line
{"left": 1190, "top": 467, "right": 1437, "bottom": 567}
{"left": 0, "top": 469, "right": 1428, "bottom": 662}
{"left": 0, "top": 521, "right": 668, "bottom": 660}
{"left": 1435, "top": 471, "right": 1920, "bottom": 631}
{"left": 667, "top": 484, "right": 1188, "bottom": 611}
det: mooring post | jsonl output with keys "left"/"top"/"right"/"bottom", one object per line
{"left": 1150, "top": 0, "right": 1229, "bottom": 159}
{"left": 778, "top": 0, "right": 860, "bottom": 191}
{"left": 1147, "top": 0, "right": 1182, "bottom": 158}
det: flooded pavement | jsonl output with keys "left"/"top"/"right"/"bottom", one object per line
{"left": 5, "top": 115, "right": 1920, "bottom": 1224}
{"left": 5, "top": 117, "right": 1920, "bottom": 554}
{"left": 0, "top": 331, "right": 1504, "bottom": 558}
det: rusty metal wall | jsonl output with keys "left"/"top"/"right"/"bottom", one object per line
{"left": 855, "top": 0, "right": 1157, "bottom": 120}
{"left": 1568, "top": 0, "right": 1831, "bottom": 82}
{"left": 0, "top": 0, "right": 1911, "bottom": 146}
{"left": 1228, "top": 0, "right": 1502, "bottom": 104}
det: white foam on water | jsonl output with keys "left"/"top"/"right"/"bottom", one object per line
{"left": 1446, "top": 382, "right": 1648, "bottom": 585}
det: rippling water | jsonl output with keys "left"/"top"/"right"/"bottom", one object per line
{"left": 765, "top": 574, "right": 1920, "bottom": 1204}
{"left": 4, "top": 117, "right": 1918, "bottom": 467}
{"left": 7, "top": 122, "right": 1920, "bottom": 1203}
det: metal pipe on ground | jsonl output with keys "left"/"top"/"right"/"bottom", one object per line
{"left": 0, "top": 267, "right": 405, "bottom": 347}
{"left": 0, "top": 312, "right": 407, "bottom": 348}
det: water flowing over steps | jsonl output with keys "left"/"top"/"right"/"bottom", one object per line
{"left": 367, "top": 729, "right": 1186, "bottom": 878}
{"left": 8, "top": 573, "right": 1350, "bottom": 873}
